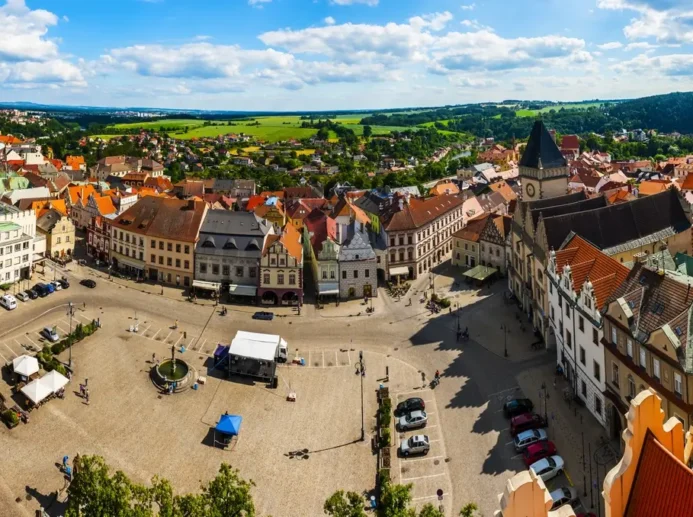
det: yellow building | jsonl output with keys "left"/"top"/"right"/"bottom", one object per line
{"left": 259, "top": 224, "right": 303, "bottom": 305}
{"left": 36, "top": 209, "right": 75, "bottom": 259}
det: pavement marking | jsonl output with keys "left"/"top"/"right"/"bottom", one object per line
{"left": 333, "top": 350, "right": 338, "bottom": 366}
{"left": 423, "top": 425, "right": 438, "bottom": 429}
{"left": 428, "top": 439, "right": 441, "bottom": 443}
{"left": 56, "top": 325, "right": 69, "bottom": 335}
{"left": 412, "top": 495, "right": 442, "bottom": 502}
{"left": 347, "top": 350, "right": 351, "bottom": 366}
{"left": 26, "top": 335, "right": 38, "bottom": 347}
{"left": 151, "top": 329, "right": 161, "bottom": 340}
{"left": 564, "top": 469, "right": 574, "bottom": 487}
{"left": 401, "top": 473, "right": 446, "bottom": 482}
{"left": 142, "top": 325, "right": 151, "bottom": 334}
{"left": 488, "top": 386, "right": 520, "bottom": 398}
{"left": 173, "top": 334, "right": 183, "bottom": 348}
{"left": 505, "top": 441, "right": 515, "bottom": 446}
{"left": 394, "top": 388, "right": 432, "bottom": 398}
{"left": 499, "top": 427, "right": 509, "bottom": 433}
{"left": 322, "top": 350, "right": 325, "bottom": 368}
{"left": 163, "top": 330, "right": 173, "bottom": 343}
{"left": 511, "top": 453, "right": 523, "bottom": 459}
{"left": 307, "top": 350, "right": 311, "bottom": 367}
{"left": 196, "top": 338, "right": 207, "bottom": 352}
{"left": 3, "top": 342, "right": 17, "bottom": 358}
{"left": 0, "top": 349, "right": 8, "bottom": 363}
{"left": 402, "top": 455, "right": 444, "bottom": 463}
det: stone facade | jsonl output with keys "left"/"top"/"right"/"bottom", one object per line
{"left": 339, "top": 229, "right": 377, "bottom": 299}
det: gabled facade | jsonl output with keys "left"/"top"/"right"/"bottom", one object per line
{"left": 338, "top": 224, "right": 377, "bottom": 299}
{"left": 87, "top": 215, "right": 114, "bottom": 263}
{"left": 36, "top": 209, "right": 75, "bottom": 259}
{"left": 259, "top": 224, "right": 303, "bottom": 306}
{"left": 479, "top": 214, "right": 512, "bottom": 275}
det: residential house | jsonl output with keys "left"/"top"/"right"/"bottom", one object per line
{"left": 636, "top": 180, "right": 671, "bottom": 197}
{"left": 305, "top": 211, "right": 340, "bottom": 301}
{"left": 452, "top": 214, "right": 489, "bottom": 268}
{"left": 259, "top": 223, "right": 303, "bottom": 306}
{"left": 195, "top": 211, "right": 272, "bottom": 302}
{"left": 91, "top": 156, "right": 137, "bottom": 181}
{"left": 87, "top": 215, "right": 114, "bottom": 264}
{"left": 254, "top": 198, "right": 285, "bottom": 228}
{"left": 560, "top": 134, "right": 580, "bottom": 160}
{"left": 36, "top": 209, "right": 75, "bottom": 259}
{"left": 477, "top": 191, "right": 508, "bottom": 216}
{"left": 479, "top": 214, "right": 512, "bottom": 275}
{"left": 0, "top": 204, "right": 35, "bottom": 284}
{"left": 429, "top": 181, "right": 459, "bottom": 197}
{"left": 547, "top": 235, "right": 630, "bottom": 428}
{"left": 64, "top": 184, "right": 97, "bottom": 229}
{"left": 478, "top": 144, "right": 518, "bottom": 165}
{"left": 285, "top": 198, "right": 328, "bottom": 232}
{"left": 65, "top": 155, "right": 86, "bottom": 171}
{"left": 338, "top": 223, "right": 377, "bottom": 299}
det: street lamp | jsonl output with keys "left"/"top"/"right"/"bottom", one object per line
{"left": 500, "top": 324, "right": 509, "bottom": 357}
{"left": 67, "top": 302, "right": 75, "bottom": 368}
{"left": 358, "top": 351, "right": 365, "bottom": 442}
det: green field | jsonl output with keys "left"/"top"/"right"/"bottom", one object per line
{"left": 516, "top": 102, "right": 604, "bottom": 117}
{"left": 111, "top": 119, "right": 206, "bottom": 130}
{"left": 178, "top": 123, "right": 318, "bottom": 142}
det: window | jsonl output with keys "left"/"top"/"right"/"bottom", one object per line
{"left": 175, "top": 259, "right": 180, "bottom": 268}
{"left": 579, "top": 316, "right": 584, "bottom": 332}
{"left": 580, "top": 347, "right": 586, "bottom": 365}
{"left": 184, "top": 245, "right": 190, "bottom": 254}
{"left": 399, "top": 251, "right": 404, "bottom": 262}
{"left": 586, "top": 297, "right": 592, "bottom": 310}
{"left": 200, "top": 262, "right": 207, "bottom": 273}
{"left": 278, "top": 274, "right": 284, "bottom": 285}
{"left": 558, "top": 296, "right": 562, "bottom": 308}
{"left": 390, "top": 238, "right": 395, "bottom": 247}
{"left": 675, "top": 373, "right": 683, "bottom": 396}
{"left": 565, "top": 303, "right": 570, "bottom": 317}
{"left": 151, "top": 254, "right": 155, "bottom": 263}
{"left": 271, "top": 257, "right": 276, "bottom": 266}
{"left": 549, "top": 283, "right": 553, "bottom": 294}
{"left": 151, "top": 240, "right": 156, "bottom": 248}
{"left": 167, "top": 243, "right": 172, "bottom": 252}
{"left": 408, "top": 249, "right": 413, "bottom": 260}
{"left": 212, "top": 264, "right": 219, "bottom": 275}
{"left": 628, "top": 376, "right": 635, "bottom": 399}
{"left": 66, "top": 236, "right": 71, "bottom": 243}
{"left": 354, "top": 270, "right": 359, "bottom": 279}
{"left": 566, "top": 330, "right": 572, "bottom": 349}
{"left": 653, "top": 358, "right": 660, "bottom": 380}
{"left": 236, "top": 267, "right": 244, "bottom": 277}
{"left": 249, "top": 267, "right": 256, "bottom": 278}
{"left": 342, "top": 270, "right": 347, "bottom": 279}
{"left": 56, "top": 237, "right": 61, "bottom": 244}
{"left": 176, "top": 244, "right": 181, "bottom": 253}
{"left": 595, "top": 396, "right": 602, "bottom": 415}
{"left": 158, "top": 255, "right": 163, "bottom": 265}
{"left": 593, "top": 328, "right": 598, "bottom": 345}
{"left": 263, "top": 273, "right": 270, "bottom": 284}
{"left": 611, "top": 326, "right": 617, "bottom": 345}
{"left": 159, "top": 241, "right": 163, "bottom": 250}
{"left": 139, "top": 238, "right": 144, "bottom": 247}
{"left": 222, "top": 265, "right": 230, "bottom": 277}
{"left": 365, "top": 269, "right": 370, "bottom": 278}
{"left": 559, "top": 320, "right": 563, "bottom": 336}
{"left": 280, "top": 258, "right": 286, "bottom": 266}
{"left": 639, "top": 347, "right": 646, "bottom": 368}
{"left": 399, "top": 236, "right": 404, "bottom": 246}
{"left": 184, "top": 260, "right": 189, "bottom": 269}
{"left": 627, "top": 339, "right": 633, "bottom": 358}
{"left": 408, "top": 235, "right": 413, "bottom": 245}
{"left": 167, "top": 257, "right": 172, "bottom": 266}
{"left": 322, "top": 270, "right": 327, "bottom": 280}
{"left": 551, "top": 307, "right": 555, "bottom": 321}
{"left": 581, "top": 380, "right": 587, "bottom": 397}
{"left": 612, "top": 362, "right": 619, "bottom": 387}
{"left": 330, "top": 270, "right": 335, "bottom": 279}
{"left": 289, "top": 274, "right": 296, "bottom": 285}
{"left": 390, "top": 253, "right": 395, "bottom": 263}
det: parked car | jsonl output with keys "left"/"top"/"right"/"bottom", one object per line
{"left": 399, "top": 435, "right": 430, "bottom": 457}
{"left": 396, "top": 397, "right": 425, "bottom": 416}
{"left": 50, "top": 281, "right": 62, "bottom": 291}
{"left": 523, "top": 440, "right": 557, "bottom": 467}
{"left": 45, "top": 282, "right": 55, "bottom": 294}
{"left": 550, "top": 487, "right": 578, "bottom": 511}
{"left": 397, "top": 410, "right": 428, "bottom": 431}
{"left": 252, "top": 311, "right": 274, "bottom": 320}
{"left": 514, "top": 428, "right": 548, "bottom": 452}
{"left": 15, "top": 291, "right": 29, "bottom": 302}
{"left": 80, "top": 279, "right": 96, "bottom": 288}
{"left": 33, "top": 283, "right": 49, "bottom": 297}
{"left": 529, "top": 455, "right": 565, "bottom": 482}
{"left": 26, "top": 288, "right": 38, "bottom": 299}
{"left": 58, "top": 278, "right": 70, "bottom": 289}
{"left": 0, "top": 294, "right": 17, "bottom": 310}
{"left": 41, "top": 327, "right": 60, "bottom": 343}
{"left": 504, "top": 398, "right": 534, "bottom": 418}
{"left": 511, "top": 412, "right": 548, "bottom": 436}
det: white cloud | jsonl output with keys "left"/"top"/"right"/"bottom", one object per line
{"left": 460, "top": 3, "right": 475, "bottom": 10}
{"left": 452, "top": 76, "right": 499, "bottom": 88}
{"left": 612, "top": 52, "right": 693, "bottom": 76}
{"left": 460, "top": 19, "right": 492, "bottom": 31}
{"left": 249, "top": 0, "right": 271, "bottom": 6}
{"left": 409, "top": 11, "right": 453, "bottom": 32}
{"left": 624, "top": 41, "right": 658, "bottom": 50}
{"left": 597, "top": 0, "right": 693, "bottom": 44}
{"left": 193, "top": 35, "right": 212, "bottom": 41}
{"left": 324, "top": 16, "right": 336, "bottom": 25}
{"left": 597, "top": 41, "right": 623, "bottom": 49}
{"left": 330, "top": 0, "right": 378, "bottom": 6}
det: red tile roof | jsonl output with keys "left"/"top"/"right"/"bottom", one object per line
{"left": 680, "top": 172, "right": 693, "bottom": 191}
{"left": 554, "top": 234, "right": 630, "bottom": 309}
{"left": 452, "top": 214, "right": 490, "bottom": 243}
{"left": 382, "top": 194, "right": 464, "bottom": 232}
{"left": 638, "top": 181, "right": 670, "bottom": 196}
{"left": 625, "top": 432, "right": 693, "bottom": 517}
{"left": 560, "top": 134, "right": 580, "bottom": 150}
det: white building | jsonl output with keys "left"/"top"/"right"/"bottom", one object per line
{"left": 546, "top": 234, "right": 630, "bottom": 428}
{"left": 0, "top": 204, "right": 36, "bottom": 284}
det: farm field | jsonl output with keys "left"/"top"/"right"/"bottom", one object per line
{"left": 516, "top": 102, "right": 604, "bottom": 117}
{"left": 111, "top": 119, "right": 206, "bottom": 130}
{"left": 178, "top": 123, "right": 318, "bottom": 142}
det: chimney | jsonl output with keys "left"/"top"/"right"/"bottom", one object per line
{"left": 187, "top": 199, "right": 196, "bottom": 210}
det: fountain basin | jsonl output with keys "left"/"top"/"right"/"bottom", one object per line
{"left": 151, "top": 359, "right": 195, "bottom": 391}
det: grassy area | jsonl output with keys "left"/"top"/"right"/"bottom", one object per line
{"left": 178, "top": 124, "right": 318, "bottom": 142}
{"left": 91, "top": 134, "right": 120, "bottom": 140}
{"left": 111, "top": 119, "right": 206, "bottom": 130}
{"left": 516, "top": 102, "right": 604, "bottom": 117}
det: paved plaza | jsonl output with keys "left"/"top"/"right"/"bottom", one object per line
{"left": 0, "top": 260, "right": 614, "bottom": 516}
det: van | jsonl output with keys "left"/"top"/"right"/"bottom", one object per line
{"left": 33, "top": 283, "right": 49, "bottom": 297}
{"left": 0, "top": 294, "right": 17, "bottom": 310}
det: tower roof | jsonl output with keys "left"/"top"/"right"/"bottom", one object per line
{"left": 520, "top": 120, "right": 567, "bottom": 169}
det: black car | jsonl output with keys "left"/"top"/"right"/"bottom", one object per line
{"left": 33, "top": 283, "right": 49, "bottom": 297}
{"left": 503, "top": 398, "right": 534, "bottom": 418}
{"left": 252, "top": 311, "right": 274, "bottom": 321}
{"left": 80, "top": 279, "right": 96, "bottom": 288}
{"left": 396, "top": 397, "right": 426, "bottom": 416}
{"left": 58, "top": 278, "right": 70, "bottom": 289}
{"left": 26, "top": 289, "right": 38, "bottom": 300}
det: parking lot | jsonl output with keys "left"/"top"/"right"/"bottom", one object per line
{"left": 392, "top": 388, "right": 453, "bottom": 515}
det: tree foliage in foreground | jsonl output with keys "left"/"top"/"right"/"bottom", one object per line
{"left": 65, "top": 455, "right": 255, "bottom": 517}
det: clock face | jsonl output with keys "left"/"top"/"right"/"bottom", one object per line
{"left": 526, "top": 183, "right": 536, "bottom": 197}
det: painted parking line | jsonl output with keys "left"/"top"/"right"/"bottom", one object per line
{"left": 564, "top": 469, "right": 574, "bottom": 487}
{"left": 56, "top": 325, "right": 69, "bottom": 335}
{"left": 26, "top": 335, "right": 38, "bottom": 348}
{"left": 163, "top": 330, "right": 173, "bottom": 343}
{"left": 402, "top": 455, "right": 445, "bottom": 463}
{"left": 394, "top": 388, "right": 432, "bottom": 398}
{"left": 0, "top": 349, "right": 8, "bottom": 363}
{"left": 412, "top": 494, "right": 442, "bottom": 502}
{"left": 401, "top": 472, "right": 446, "bottom": 482}
{"left": 3, "top": 342, "right": 17, "bottom": 358}
{"left": 151, "top": 329, "right": 161, "bottom": 340}
{"left": 322, "top": 350, "right": 325, "bottom": 368}
{"left": 196, "top": 338, "right": 207, "bottom": 352}
{"left": 488, "top": 386, "right": 520, "bottom": 398}
{"left": 174, "top": 334, "right": 183, "bottom": 348}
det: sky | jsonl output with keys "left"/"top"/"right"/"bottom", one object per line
{"left": 1, "top": 0, "right": 693, "bottom": 111}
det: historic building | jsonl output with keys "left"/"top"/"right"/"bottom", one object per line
{"left": 36, "top": 209, "right": 75, "bottom": 259}
{"left": 259, "top": 223, "right": 303, "bottom": 306}
{"left": 338, "top": 224, "right": 377, "bottom": 299}
{"left": 518, "top": 120, "right": 570, "bottom": 201}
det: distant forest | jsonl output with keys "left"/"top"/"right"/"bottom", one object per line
{"left": 359, "top": 92, "right": 693, "bottom": 140}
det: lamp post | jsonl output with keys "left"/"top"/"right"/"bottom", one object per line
{"left": 500, "top": 324, "right": 509, "bottom": 357}
{"left": 582, "top": 431, "right": 587, "bottom": 497}
{"left": 358, "top": 351, "right": 365, "bottom": 442}
{"left": 67, "top": 302, "right": 75, "bottom": 368}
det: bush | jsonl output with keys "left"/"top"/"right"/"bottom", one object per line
{"left": 53, "top": 363, "right": 67, "bottom": 376}
{"left": 381, "top": 428, "right": 391, "bottom": 447}
{"left": 2, "top": 409, "right": 19, "bottom": 427}
{"left": 438, "top": 297, "right": 451, "bottom": 308}
{"left": 378, "top": 468, "right": 390, "bottom": 488}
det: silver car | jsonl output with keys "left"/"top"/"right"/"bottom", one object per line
{"left": 550, "top": 487, "right": 578, "bottom": 511}
{"left": 397, "top": 410, "right": 428, "bottom": 431}
{"left": 400, "top": 435, "right": 430, "bottom": 457}
{"left": 513, "top": 428, "right": 548, "bottom": 452}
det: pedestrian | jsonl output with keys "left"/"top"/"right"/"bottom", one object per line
{"left": 152, "top": 352, "right": 156, "bottom": 364}
{"left": 83, "top": 302, "right": 86, "bottom": 310}
{"left": 79, "top": 384, "right": 85, "bottom": 397}
{"left": 62, "top": 455, "right": 69, "bottom": 471}
{"left": 435, "top": 370, "right": 440, "bottom": 380}
{"left": 84, "top": 389, "right": 90, "bottom": 405}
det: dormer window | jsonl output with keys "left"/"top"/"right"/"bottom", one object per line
{"left": 585, "top": 297, "right": 591, "bottom": 310}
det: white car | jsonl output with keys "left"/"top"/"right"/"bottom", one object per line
{"left": 514, "top": 428, "right": 548, "bottom": 452}
{"left": 15, "top": 291, "right": 29, "bottom": 302}
{"left": 530, "top": 455, "right": 565, "bottom": 482}
{"left": 0, "top": 294, "right": 17, "bottom": 310}
{"left": 397, "top": 410, "right": 428, "bottom": 431}
{"left": 50, "top": 281, "right": 62, "bottom": 291}
{"left": 550, "top": 487, "right": 578, "bottom": 511}
{"left": 399, "top": 435, "right": 430, "bottom": 457}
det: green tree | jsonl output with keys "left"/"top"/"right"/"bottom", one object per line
{"left": 363, "top": 125, "right": 373, "bottom": 139}
{"left": 417, "top": 504, "right": 444, "bottom": 517}
{"left": 180, "top": 463, "right": 255, "bottom": 516}
{"left": 324, "top": 490, "right": 367, "bottom": 517}
{"left": 459, "top": 503, "right": 479, "bottom": 517}
{"left": 379, "top": 482, "right": 414, "bottom": 517}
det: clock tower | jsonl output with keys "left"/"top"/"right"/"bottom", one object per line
{"left": 519, "top": 120, "right": 569, "bottom": 201}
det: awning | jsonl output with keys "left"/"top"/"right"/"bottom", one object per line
{"left": 389, "top": 266, "right": 410, "bottom": 276}
{"left": 229, "top": 284, "right": 257, "bottom": 297}
{"left": 40, "top": 370, "right": 69, "bottom": 392}
{"left": 193, "top": 280, "right": 221, "bottom": 291}
{"left": 462, "top": 265, "right": 498, "bottom": 281}
{"left": 13, "top": 355, "right": 39, "bottom": 377}
{"left": 318, "top": 282, "right": 340, "bottom": 295}
{"left": 21, "top": 379, "right": 53, "bottom": 405}
{"left": 216, "top": 414, "right": 243, "bottom": 436}
{"left": 117, "top": 257, "right": 144, "bottom": 270}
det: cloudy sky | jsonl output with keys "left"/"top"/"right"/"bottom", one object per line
{"left": 1, "top": 0, "right": 693, "bottom": 110}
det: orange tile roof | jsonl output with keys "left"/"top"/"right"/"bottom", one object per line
{"left": 280, "top": 223, "right": 303, "bottom": 261}
{"left": 638, "top": 181, "right": 670, "bottom": 196}
{"left": 488, "top": 181, "right": 517, "bottom": 203}
{"left": 246, "top": 195, "right": 266, "bottom": 211}
{"left": 94, "top": 195, "right": 116, "bottom": 216}
{"left": 625, "top": 432, "right": 693, "bottom": 517}
{"left": 30, "top": 199, "right": 68, "bottom": 217}
{"left": 452, "top": 213, "right": 490, "bottom": 242}
{"left": 429, "top": 182, "right": 460, "bottom": 196}
{"left": 67, "top": 184, "right": 96, "bottom": 206}
{"left": 66, "top": 155, "right": 85, "bottom": 168}
{"left": 681, "top": 173, "right": 693, "bottom": 191}
{"left": 554, "top": 234, "right": 630, "bottom": 309}
{"left": 0, "top": 135, "right": 22, "bottom": 145}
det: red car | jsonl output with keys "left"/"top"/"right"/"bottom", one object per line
{"left": 522, "top": 440, "right": 557, "bottom": 467}
{"left": 510, "top": 412, "right": 547, "bottom": 436}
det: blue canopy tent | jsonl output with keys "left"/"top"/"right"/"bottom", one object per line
{"left": 214, "top": 414, "right": 242, "bottom": 449}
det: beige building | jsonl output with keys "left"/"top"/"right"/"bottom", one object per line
{"left": 452, "top": 214, "right": 489, "bottom": 268}
{"left": 259, "top": 223, "right": 303, "bottom": 305}
{"left": 36, "top": 209, "right": 75, "bottom": 259}
{"left": 110, "top": 197, "right": 207, "bottom": 287}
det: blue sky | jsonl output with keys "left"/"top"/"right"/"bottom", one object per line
{"left": 1, "top": 0, "right": 693, "bottom": 110}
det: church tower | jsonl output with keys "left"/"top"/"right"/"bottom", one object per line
{"left": 519, "top": 120, "right": 569, "bottom": 201}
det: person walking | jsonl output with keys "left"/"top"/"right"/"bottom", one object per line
{"left": 152, "top": 353, "right": 156, "bottom": 364}
{"left": 84, "top": 389, "right": 90, "bottom": 405}
{"left": 62, "top": 455, "right": 69, "bottom": 472}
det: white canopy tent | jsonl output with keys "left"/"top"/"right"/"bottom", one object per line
{"left": 12, "top": 355, "right": 39, "bottom": 377}
{"left": 40, "top": 370, "right": 69, "bottom": 392}
{"left": 21, "top": 379, "right": 53, "bottom": 405}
